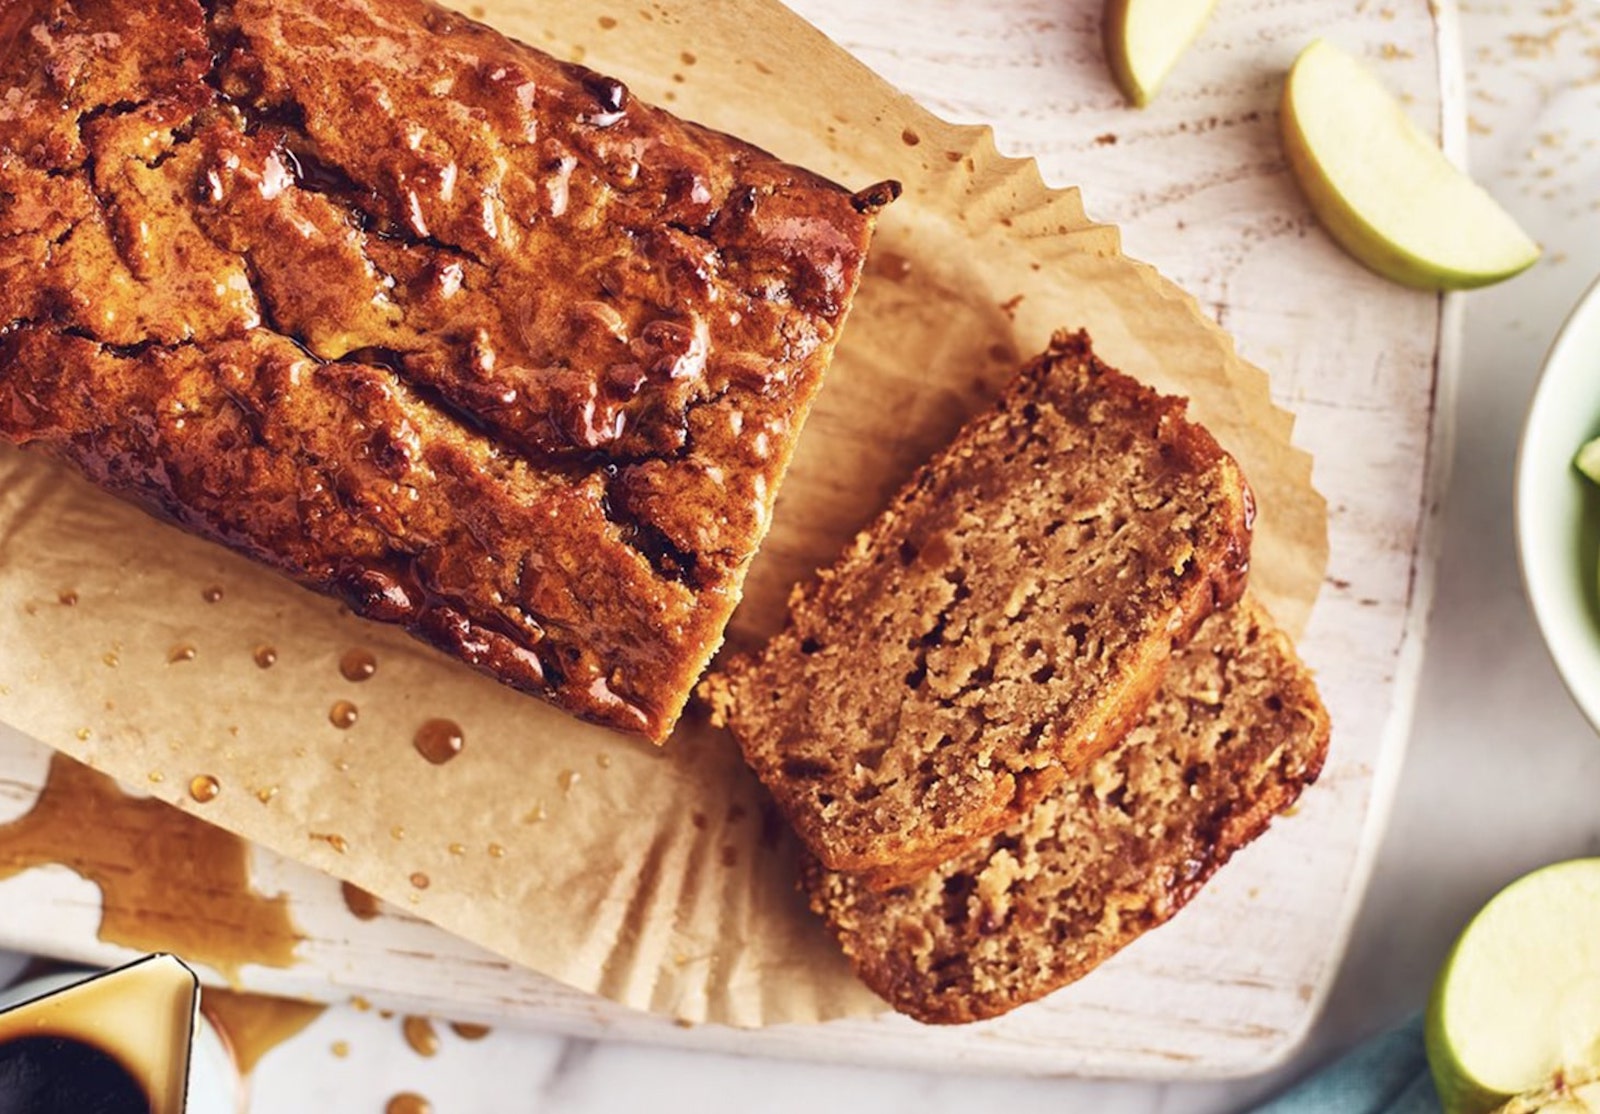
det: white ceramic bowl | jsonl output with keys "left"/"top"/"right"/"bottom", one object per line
{"left": 1516, "top": 274, "right": 1600, "bottom": 731}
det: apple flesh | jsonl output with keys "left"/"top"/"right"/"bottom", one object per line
{"left": 1281, "top": 39, "right": 1540, "bottom": 290}
{"left": 1498, "top": 1074, "right": 1600, "bottom": 1114}
{"left": 1426, "top": 860, "right": 1600, "bottom": 1114}
{"left": 1103, "top": 0, "right": 1217, "bottom": 107}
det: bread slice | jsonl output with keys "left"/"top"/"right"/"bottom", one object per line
{"left": 705, "top": 331, "right": 1254, "bottom": 884}
{"left": 0, "top": 0, "right": 890, "bottom": 741}
{"left": 804, "top": 599, "right": 1330, "bottom": 1024}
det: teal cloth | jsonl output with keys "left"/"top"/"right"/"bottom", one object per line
{"left": 1251, "top": 1014, "right": 1441, "bottom": 1114}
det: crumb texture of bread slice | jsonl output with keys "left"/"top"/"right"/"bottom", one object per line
{"left": 0, "top": 0, "right": 887, "bottom": 741}
{"left": 805, "top": 599, "right": 1331, "bottom": 1024}
{"left": 710, "top": 330, "right": 1254, "bottom": 877}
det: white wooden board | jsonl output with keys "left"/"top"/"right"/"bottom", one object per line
{"left": 0, "top": 0, "right": 1453, "bottom": 1077}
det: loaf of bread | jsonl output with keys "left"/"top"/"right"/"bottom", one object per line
{"left": 705, "top": 331, "right": 1254, "bottom": 884}
{"left": 0, "top": 0, "right": 892, "bottom": 741}
{"left": 805, "top": 599, "right": 1330, "bottom": 1024}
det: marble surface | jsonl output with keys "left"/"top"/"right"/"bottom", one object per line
{"left": 6, "top": 0, "right": 1600, "bottom": 1109}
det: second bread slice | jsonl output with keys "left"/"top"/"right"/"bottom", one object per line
{"left": 706, "top": 330, "right": 1254, "bottom": 884}
{"left": 803, "top": 599, "right": 1331, "bottom": 1023}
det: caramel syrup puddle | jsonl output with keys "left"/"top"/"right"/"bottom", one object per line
{"left": 0, "top": 753, "right": 301, "bottom": 982}
{"left": 201, "top": 987, "right": 326, "bottom": 1076}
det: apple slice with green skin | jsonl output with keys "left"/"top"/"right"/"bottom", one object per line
{"left": 1281, "top": 38, "right": 1541, "bottom": 290}
{"left": 1574, "top": 439, "right": 1600, "bottom": 604}
{"left": 1426, "top": 860, "right": 1600, "bottom": 1114}
{"left": 1103, "top": 0, "right": 1217, "bottom": 107}
{"left": 1576, "top": 437, "right": 1600, "bottom": 485}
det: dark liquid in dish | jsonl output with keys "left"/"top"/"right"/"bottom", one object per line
{"left": 0, "top": 1034, "right": 150, "bottom": 1114}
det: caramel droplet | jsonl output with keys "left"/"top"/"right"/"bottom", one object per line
{"left": 147, "top": 771, "right": 164, "bottom": 784}
{"left": 58, "top": 590, "right": 78, "bottom": 606}
{"left": 412, "top": 719, "right": 464, "bottom": 765}
{"left": 339, "top": 648, "right": 377, "bottom": 682}
{"left": 351, "top": 996, "right": 372, "bottom": 1012}
{"left": 256, "top": 785, "right": 278, "bottom": 804}
{"left": 901, "top": 127, "right": 921, "bottom": 146}
{"left": 202, "top": 585, "right": 224, "bottom": 603}
{"left": 409, "top": 871, "right": 429, "bottom": 890}
{"left": 386, "top": 1093, "right": 433, "bottom": 1114}
{"left": 329, "top": 700, "right": 358, "bottom": 729}
{"left": 596, "top": 753, "right": 613, "bottom": 769}
{"left": 449, "top": 1021, "right": 491, "bottom": 1041}
{"left": 447, "top": 842, "right": 466, "bottom": 856}
{"left": 487, "top": 843, "right": 506, "bottom": 859}
{"left": 253, "top": 645, "right": 278, "bottom": 669}
{"left": 340, "top": 880, "right": 382, "bottom": 921}
{"left": 312, "top": 832, "right": 349, "bottom": 854}
{"left": 330, "top": 1040, "right": 349, "bottom": 1059}
{"left": 390, "top": 825, "right": 406, "bottom": 841}
{"left": 523, "top": 803, "right": 547, "bottom": 823}
{"left": 75, "top": 727, "right": 91, "bottom": 742}
{"left": 558, "top": 769, "right": 580, "bottom": 794}
{"left": 168, "top": 644, "right": 197, "bottom": 664}
{"left": 189, "top": 774, "right": 220, "bottom": 803}
{"left": 102, "top": 651, "right": 119, "bottom": 668}
{"left": 401, "top": 1015, "right": 439, "bottom": 1057}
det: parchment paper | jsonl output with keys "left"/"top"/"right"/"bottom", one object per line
{"left": 0, "top": 0, "right": 1327, "bottom": 1025}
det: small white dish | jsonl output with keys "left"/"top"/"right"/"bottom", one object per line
{"left": 0, "top": 965, "right": 240, "bottom": 1114}
{"left": 1516, "top": 273, "right": 1600, "bottom": 731}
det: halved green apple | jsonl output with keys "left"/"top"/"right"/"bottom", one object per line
{"left": 1426, "top": 860, "right": 1600, "bottom": 1114}
{"left": 1103, "top": 0, "right": 1217, "bottom": 107}
{"left": 1282, "top": 39, "right": 1540, "bottom": 290}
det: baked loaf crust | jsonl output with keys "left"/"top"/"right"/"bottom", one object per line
{"left": 0, "top": 0, "right": 891, "bottom": 741}
{"left": 805, "top": 599, "right": 1330, "bottom": 1024}
{"left": 705, "top": 331, "right": 1254, "bottom": 883}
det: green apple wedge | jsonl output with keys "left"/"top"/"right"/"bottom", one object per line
{"left": 1426, "top": 860, "right": 1600, "bottom": 1114}
{"left": 1103, "top": 0, "right": 1217, "bottom": 107}
{"left": 1575, "top": 438, "right": 1600, "bottom": 606}
{"left": 1576, "top": 437, "right": 1600, "bottom": 486}
{"left": 1281, "top": 39, "right": 1540, "bottom": 290}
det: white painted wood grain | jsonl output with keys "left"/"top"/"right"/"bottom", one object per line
{"left": 0, "top": 0, "right": 1452, "bottom": 1077}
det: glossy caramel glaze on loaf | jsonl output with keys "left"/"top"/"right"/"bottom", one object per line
{"left": 0, "top": 0, "right": 891, "bottom": 740}
{"left": 706, "top": 331, "right": 1253, "bottom": 882}
{"left": 806, "top": 600, "right": 1331, "bottom": 1024}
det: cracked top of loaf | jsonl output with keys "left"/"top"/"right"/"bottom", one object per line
{"left": 0, "top": 0, "right": 889, "bottom": 740}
